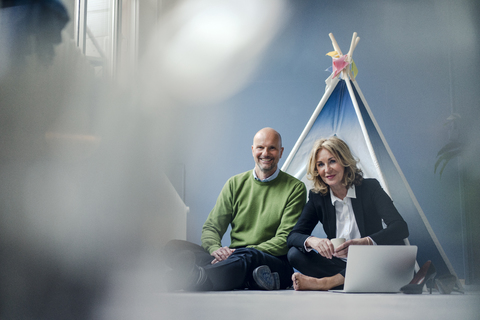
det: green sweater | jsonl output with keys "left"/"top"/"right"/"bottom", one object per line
{"left": 201, "top": 170, "right": 306, "bottom": 256}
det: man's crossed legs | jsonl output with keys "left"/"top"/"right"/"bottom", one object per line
{"left": 163, "top": 240, "right": 293, "bottom": 291}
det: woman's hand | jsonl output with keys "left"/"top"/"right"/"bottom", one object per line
{"left": 333, "top": 237, "right": 371, "bottom": 259}
{"left": 305, "top": 237, "right": 335, "bottom": 259}
{"left": 211, "top": 246, "right": 235, "bottom": 264}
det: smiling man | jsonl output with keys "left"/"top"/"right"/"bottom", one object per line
{"left": 251, "top": 128, "right": 284, "bottom": 179}
{"left": 164, "top": 128, "right": 306, "bottom": 291}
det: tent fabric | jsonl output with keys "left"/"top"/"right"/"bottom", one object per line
{"left": 282, "top": 76, "right": 459, "bottom": 282}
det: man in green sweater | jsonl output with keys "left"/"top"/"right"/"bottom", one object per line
{"left": 164, "top": 128, "right": 306, "bottom": 291}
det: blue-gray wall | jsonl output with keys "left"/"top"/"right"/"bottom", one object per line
{"left": 173, "top": 0, "right": 480, "bottom": 280}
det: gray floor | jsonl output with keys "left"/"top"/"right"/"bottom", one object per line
{"left": 102, "top": 290, "right": 480, "bottom": 320}
{"left": 95, "top": 253, "right": 480, "bottom": 320}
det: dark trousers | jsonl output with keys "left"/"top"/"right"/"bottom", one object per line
{"left": 164, "top": 240, "right": 293, "bottom": 290}
{"left": 287, "top": 246, "right": 347, "bottom": 278}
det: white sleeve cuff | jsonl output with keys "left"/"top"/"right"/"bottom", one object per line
{"left": 304, "top": 236, "right": 313, "bottom": 252}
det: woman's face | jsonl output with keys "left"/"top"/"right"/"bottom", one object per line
{"left": 316, "top": 148, "right": 345, "bottom": 190}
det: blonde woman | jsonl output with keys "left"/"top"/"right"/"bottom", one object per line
{"left": 287, "top": 136, "right": 409, "bottom": 291}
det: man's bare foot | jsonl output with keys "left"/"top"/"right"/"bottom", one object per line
{"left": 291, "top": 272, "right": 344, "bottom": 291}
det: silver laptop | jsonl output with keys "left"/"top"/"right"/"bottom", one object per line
{"left": 331, "top": 245, "right": 417, "bottom": 293}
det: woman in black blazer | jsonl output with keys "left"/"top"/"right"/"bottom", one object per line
{"left": 287, "top": 136, "right": 409, "bottom": 291}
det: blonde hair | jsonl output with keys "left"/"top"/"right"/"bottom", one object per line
{"left": 307, "top": 136, "right": 363, "bottom": 194}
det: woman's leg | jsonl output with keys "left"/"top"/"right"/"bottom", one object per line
{"left": 287, "top": 246, "right": 346, "bottom": 291}
{"left": 287, "top": 247, "right": 346, "bottom": 277}
{"left": 292, "top": 272, "right": 344, "bottom": 291}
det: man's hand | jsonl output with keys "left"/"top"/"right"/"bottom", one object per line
{"left": 333, "top": 237, "right": 371, "bottom": 259}
{"left": 211, "top": 246, "right": 235, "bottom": 264}
{"left": 305, "top": 237, "right": 335, "bottom": 259}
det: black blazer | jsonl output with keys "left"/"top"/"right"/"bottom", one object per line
{"left": 287, "top": 179, "right": 409, "bottom": 252}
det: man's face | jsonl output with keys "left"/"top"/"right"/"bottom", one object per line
{"left": 251, "top": 130, "right": 284, "bottom": 177}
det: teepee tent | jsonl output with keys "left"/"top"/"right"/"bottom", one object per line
{"left": 282, "top": 32, "right": 462, "bottom": 291}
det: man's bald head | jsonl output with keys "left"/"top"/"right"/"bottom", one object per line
{"left": 253, "top": 127, "right": 282, "bottom": 148}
